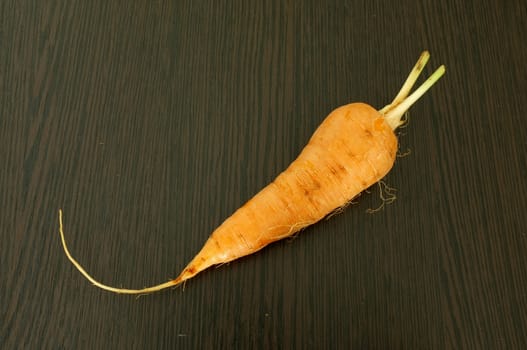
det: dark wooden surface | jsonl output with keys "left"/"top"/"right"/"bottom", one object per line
{"left": 2, "top": 1, "right": 526, "bottom": 348}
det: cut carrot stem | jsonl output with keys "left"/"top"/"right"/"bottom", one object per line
{"left": 383, "top": 65, "right": 446, "bottom": 129}
{"left": 380, "top": 51, "right": 430, "bottom": 114}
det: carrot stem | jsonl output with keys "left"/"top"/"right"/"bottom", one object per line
{"left": 380, "top": 51, "right": 430, "bottom": 114}
{"left": 58, "top": 210, "right": 177, "bottom": 294}
{"left": 384, "top": 65, "right": 446, "bottom": 129}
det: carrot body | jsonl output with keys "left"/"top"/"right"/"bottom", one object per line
{"left": 174, "top": 103, "right": 396, "bottom": 283}
{"left": 58, "top": 51, "right": 445, "bottom": 294}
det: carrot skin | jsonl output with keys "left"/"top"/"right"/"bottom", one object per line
{"left": 173, "top": 102, "right": 397, "bottom": 284}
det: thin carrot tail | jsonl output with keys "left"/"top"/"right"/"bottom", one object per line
{"left": 58, "top": 210, "right": 179, "bottom": 295}
{"left": 381, "top": 51, "right": 445, "bottom": 130}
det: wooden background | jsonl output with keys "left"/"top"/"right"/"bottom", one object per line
{"left": 1, "top": 0, "right": 526, "bottom": 348}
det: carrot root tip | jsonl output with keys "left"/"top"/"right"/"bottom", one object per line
{"left": 58, "top": 209, "right": 179, "bottom": 295}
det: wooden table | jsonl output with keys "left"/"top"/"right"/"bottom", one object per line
{"left": 2, "top": 1, "right": 526, "bottom": 348}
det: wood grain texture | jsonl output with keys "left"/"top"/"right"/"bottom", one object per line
{"left": 1, "top": 0, "right": 526, "bottom": 348}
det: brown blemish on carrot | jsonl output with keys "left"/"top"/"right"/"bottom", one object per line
{"left": 213, "top": 237, "right": 222, "bottom": 250}
{"left": 305, "top": 193, "right": 318, "bottom": 207}
{"left": 326, "top": 163, "right": 345, "bottom": 180}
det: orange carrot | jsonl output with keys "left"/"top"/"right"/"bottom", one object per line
{"left": 58, "top": 51, "right": 445, "bottom": 294}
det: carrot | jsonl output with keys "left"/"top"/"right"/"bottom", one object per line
{"left": 58, "top": 51, "right": 445, "bottom": 294}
